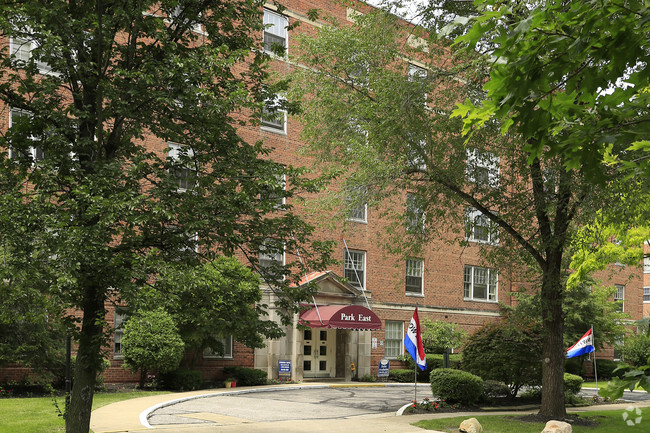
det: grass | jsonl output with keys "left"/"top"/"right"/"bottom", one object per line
{"left": 0, "top": 390, "right": 170, "bottom": 433}
{"left": 413, "top": 407, "right": 650, "bottom": 432}
{"left": 583, "top": 381, "right": 643, "bottom": 391}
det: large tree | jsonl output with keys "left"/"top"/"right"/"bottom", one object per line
{"left": 0, "top": 1, "right": 331, "bottom": 432}
{"left": 290, "top": 8, "right": 619, "bottom": 419}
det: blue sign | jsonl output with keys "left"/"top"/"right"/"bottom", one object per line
{"left": 378, "top": 358, "right": 390, "bottom": 377}
{"left": 279, "top": 360, "right": 291, "bottom": 375}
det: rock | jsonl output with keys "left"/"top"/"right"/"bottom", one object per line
{"left": 541, "top": 420, "right": 572, "bottom": 433}
{"left": 459, "top": 417, "right": 483, "bottom": 433}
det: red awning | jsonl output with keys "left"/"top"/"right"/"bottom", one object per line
{"left": 299, "top": 305, "right": 382, "bottom": 330}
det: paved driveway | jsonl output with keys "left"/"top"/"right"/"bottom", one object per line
{"left": 147, "top": 385, "right": 433, "bottom": 427}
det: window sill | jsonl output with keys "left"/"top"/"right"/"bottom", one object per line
{"left": 346, "top": 218, "right": 368, "bottom": 224}
{"left": 463, "top": 298, "right": 498, "bottom": 303}
{"left": 203, "top": 356, "right": 234, "bottom": 360}
{"left": 261, "top": 125, "right": 287, "bottom": 135}
{"left": 406, "top": 292, "right": 424, "bottom": 298}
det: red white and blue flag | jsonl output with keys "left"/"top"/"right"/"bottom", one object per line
{"left": 566, "top": 328, "right": 595, "bottom": 359}
{"left": 404, "top": 308, "right": 427, "bottom": 371}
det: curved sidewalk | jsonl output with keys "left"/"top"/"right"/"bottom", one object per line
{"left": 90, "top": 383, "right": 650, "bottom": 433}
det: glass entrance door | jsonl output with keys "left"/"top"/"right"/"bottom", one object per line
{"left": 303, "top": 328, "right": 336, "bottom": 378}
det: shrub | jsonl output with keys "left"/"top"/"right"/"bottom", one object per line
{"left": 564, "top": 373, "right": 583, "bottom": 396}
{"left": 462, "top": 319, "right": 542, "bottom": 398}
{"left": 482, "top": 380, "right": 510, "bottom": 401}
{"left": 389, "top": 369, "right": 414, "bottom": 383}
{"left": 160, "top": 369, "right": 202, "bottom": 391}
{"left": 222, "top": 366, "right": 267, "bottom": 386}
{"left": 359, "top": 374, "right": 376, "bottom": 382}
{"left": 429, "top": 368, "right": 483, "bottom": 406}
{"left": 400, "top": 353, "right": 462, "bottom": 382}
{"left": 565, "top": 357, "right": 586, "bottom": 377}
{"left": 620, "top": 334, "right": 650, "bottom": 367}
{"left": 597, "top": 359, "right": 629, "bottom": 379}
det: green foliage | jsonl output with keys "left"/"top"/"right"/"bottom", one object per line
{"left": 121, "top": 309, "right": 185, "bottom": 380}
{"left": 429, "top": 368, "right": 483, "bottom": 406}
{"left": 400, "top": 353, "right": 462, "bottom": 382}
{"left": 359, "top": 373, "right": 376, "bottom": 382}
{"left": 564, "top": 357, "right": 586, "bottom": 377}
{"left": 420, "top": 319, "right": 467, "bottom": 354}
{"left": 482, "top": 380, "right": 510, "bottom": 401}
{"left": 222, "top": 366, "right": 267, "bottom": 386}
{"left": 462, "top": 319, "right": 542, "bottom": 398}
{"left": 596, "top": 360, "right": 629, "bottom": 380}
{"left": 620, "top": 334, "right": 650, "bottom": 367}
{"left": 159, "top": 369, "right": 202, "bottom": 391}
{"left": 563, "top": 373, "right": 583, "bottom": 396}
{"left": 600, "top": 365, "right": 650, "bottom": 401}
{"left": 389, "top": 369, "right": 415, "bottom": 383}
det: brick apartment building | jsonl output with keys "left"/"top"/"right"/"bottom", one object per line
{"left": 1, "top": 0, "right": 645, "bottom": 385}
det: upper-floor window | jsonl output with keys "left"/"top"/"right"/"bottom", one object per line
{"left": 169, "top": 5, "right": 203, "bottom": 33}
{"left": 408, "top": 64, "right": 427, "bottom": 103}
{"left": 168, "top": 143, "right": 197, "bottom": 191}
{"left": 466, "top": 148, "right": 499, "bottom": 187}
{"left": 464, "top": 265, "right": 497, "bottom": 302}
{"left": 261, "top": 93, "right": 287, "bottom": 133}
{"left": 260, "top": 172, "right": 286, "bottom": 209}
{"left": 259, "top": 239, "right": 285, "bottom": 275}
{"left": 644, "top": 287, "right": 650, "bottom": 303}
{"left": 9, "top": 108, "right": 44, "bottom": 163}
{"left": 644, "top": 256, "right": 650, "bottom": 273}
{"left": 263, "top": 9, "right": 288, "bottom": 56}
{"left": 405, "top": 192, "right": 425, "bottom": 234}
{"left": 346, "top": 185, "right": 367, "bottom": 222}
{"left": 405, "top": 258, "right": 424, "bottom": 295}
{"left": 614, "top": 284, "right": 625, "bottom": 312}
{"left": 10, "top": 34, "right": 51, "bottom": 74}
{"left": 347, "top": 53, "right": 369, "bottom": 87}
{"left": 344, "top": 249, "right": 365, "bottom": 290}
{"left": 466, "top": 208, "right": 499, "bottom": 245}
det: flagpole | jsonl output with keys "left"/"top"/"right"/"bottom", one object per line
{"left": 592, "top": 325, "right": 598, "bottom": 392}
{"left": 414, "top": 357, "right": 417, "bottom": 403}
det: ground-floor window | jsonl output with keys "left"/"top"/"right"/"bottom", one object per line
{"left": 203, "top": 335, "right": 233, "bottom": 359}
{"left": 385, "top": 320, "right": 403, "bottom": 359}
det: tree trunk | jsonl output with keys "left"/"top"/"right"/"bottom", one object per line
{"left": 538, "top": 261, "right": 567, "bottom": 419}
{"left": 66, "top": 286, "right": 105, "bottom": 433}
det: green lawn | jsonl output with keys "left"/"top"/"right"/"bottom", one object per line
{"left": 0, "top": 390, "right": 170, "bottom": 433}
{"left": 414, "top": 407, "right": 650, "bottom": 432}
{"left": 583, "top": 381, "right": 644, "bottom": 391}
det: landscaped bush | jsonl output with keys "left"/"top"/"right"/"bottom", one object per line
{"left": 564, "top": 373, "right": 583, "bottom": 396}
{"left": 597, "top": 359, "right": 629, "bottom": 379}
{"left": 482, "top": 380, "right": 510, "bottom": 401}
{"left": 159, "top": 368, "right": 202, "bottom": 391}
{"left": 389, "top": 369, "right": 414, "bottom": 383}
{"left": 222, "top": 366, "right": 267, "bottom": 386}
{"left": 429, "top": 368, "right": 483, "bottom": 406}
{"left": 620, "top": 334, "right": 650, "bottom": 367}
{"left": 564, "top": 357, "right": 586, "bottom": 377}
{"left": 400, "top": 353, "right": 462, "bottom": 382}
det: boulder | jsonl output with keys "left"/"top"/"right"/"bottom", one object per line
{"left": 541, "top": 420, "right": 572, "bottom": 433}
{"left": 459, "top": 418, "right": 483, "bottom": 433}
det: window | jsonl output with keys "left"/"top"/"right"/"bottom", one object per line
{"left": 644, "top": 287, "right": 650, "bottom": 303}
{"left": 203, "top": 335, "right": 233, "bottom": 359}
{"left": 9, "top": 108, "right": 44, "bottom": 163}
{"left": 344, "top": 249, "right": 365, "bottom": 290}
{"left": 385, "top": 321, "right": 403, "bottom": 358}
{"left": 10, "top": 34, "right": 51, "bottom": 73}
{"left": 614, "top": 284, "right": 624, "bottom": 312}
{"left": 644, "top": 256, "right": 650, "bottom": 273}
{"left": 263, "top": 10, "right": 288, "bottom": 56}
{"left": 169, "top": 6, "right": 202, "bottom": 33}
{"left": 113, "top": 309, "right": 128, "bottom": 358}
{"left": 466, "top": 148, "right": 499, "bottom": 187}
{"left": 405, "top": 192, "right": 425, "bottom": 234}
{"left": 346, "top": 186, "right": 367, "bottom": 222}
{"left": 408, "top": 64, "right": 427, "bottom": 102}
{"left": 259, "top": 239, "right": 285, "bottom": 273}
{"left": 466, "top": 208, "right": 498, "bottom": 245}
{"left": 261, "top": 93, "right": 286, "bottom": 133}
{"left": 260, "top": 172, "right": 286, "bottom": 208}
{"left": 168, "top": 143, "right": 197, "bottom": 191}
{"left": 347, "top": 53, "right": 369, "bottom": 86}
{"left": 464, "top": 265, "right": 497, "bottom": 302}
{"left": 405, "top": 259, "right": 424, "bottom": 295}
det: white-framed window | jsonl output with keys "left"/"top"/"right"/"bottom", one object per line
{"left": 8, "top": 107, "right": 44, "bottom": 163}
{"left": 113, "top": 309, "right": 128, "bottom": 359}
{"left": 405, "top": 258, "right": 424, "bottom": 295}
{"left": 345, "top": 186, "right": 367, "bottom": 222}
{"left": 263, "top": 9, "right": 288, "bottom": 56}
{"left": 261, "top": 93, "right": 287, "bottom": 133}
{"left": 408, "top": 63, "right": 427, "bottom": 102}
{"left": 168, "top": 142, "right": 197, "bottom": 191}
{"left": 464, "top": 265, "right": 497, "bottom": 302}
{"left": 203, "top": 335, "right": 233, "bottom": 359}
{"left": 344, "top": 249, "right": 365, "bottom": 290}
{"left": 466, "top": 148, "right": 499, "bottom": 187}
{"left": 259, "top": 239, "right": 285, "bottom": 271}
{"left": 614, "top": 284, "right": 625, "bottom": 312}
{"left": 466, "top": 208, "right": 499, "bottom": 245}
{"left": 169, "top": 6, "right": 203, "bottom": 33}
{"left": 10, "top": 34, "right": 51, "bottom": 74}
{"left": 260, "top": 172, "right": 286, "bottom": 208}
{"left": 347, "top": 53, "right": 369, "bottom": 86}
{"left": 385, "top": 320, "right": 403, "bottom": 358}
{"left": 644, "top": 256, "right": 650, "bottom": 273}
{"left": 405, "top": 192, "right": 425, "bottom": 234}
{"left": 643, "top": 287, "right": 650, "bottom": 303}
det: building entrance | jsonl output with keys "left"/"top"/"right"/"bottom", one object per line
{"left": 303, "top": 328, "right": 336, "bottom": 378}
